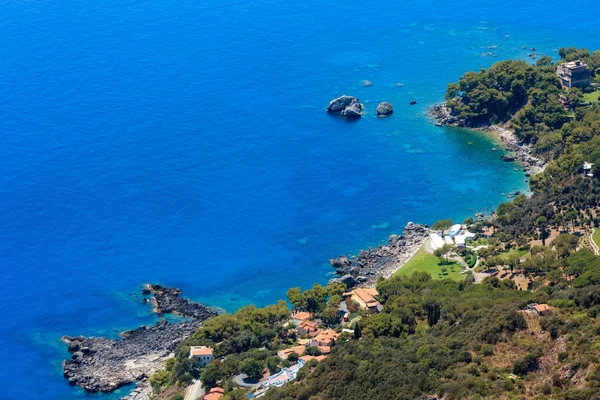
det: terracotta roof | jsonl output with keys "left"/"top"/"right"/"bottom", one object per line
{"left": 278, "top": 345, "right": 306, "bottom": 359}
{"left": 318, "top": 346, "right": 331, "bottom": 354}
{"left": 190, "top": 346, "right": 214, "bottom": 357}
{"left": 298, "top": 320, "right": 318, "bottom": 330}
{"left": 352, "top": 288, "right": 379, "bottom": 306}
{"left": 203, "top": 387, "right": 224, "bottom": 400}
{"left": 313, "top": 329, "right": 340, "bottom": 344}
{"left": 300, "top": 355, "right": 327, "bottom": 363}
{"left": 291, "top": 312, "right": 312, "bottom": 321}
{"left": 533, "top": 304, "right": 550, "bottom": 313}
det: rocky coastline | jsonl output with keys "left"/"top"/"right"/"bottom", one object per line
{"left": 428, "top": 103, "right": 546, "bottom": 177}
{"left": 62, "top": 285, "right": 217, "bottom": 395}
{"left": 330, "top": 222, "right": 430, "bottom": 287}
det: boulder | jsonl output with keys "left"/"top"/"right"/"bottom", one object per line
{"left": 327, "top": 95, "right": 363, "bottom": 118}
{"left": 339, "top": 274, "right": 357, "bottom": 288}
{"left": 340, "top": 103, "right": 363, "bottom": 118}
{"left": 501, "top": 154, "right": 515, "bottom": 162}
{"left": 376, "top": 102, "right": 393, "bottom": 116}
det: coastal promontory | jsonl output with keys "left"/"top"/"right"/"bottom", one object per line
{"left": 62, "top": 285, "right": 217, "bottom": 394}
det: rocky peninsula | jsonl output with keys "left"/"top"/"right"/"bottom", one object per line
{"left": 330, "top": 222, "right": 430, "bottom": 287}
{"left": 429, "top": 103, "right": 546, "bottom": 177}
{"left": 62, "top": 285, "right": 217, "bottom": 395}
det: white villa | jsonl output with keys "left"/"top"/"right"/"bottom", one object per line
{"left": 430, "top": 225, "right": 476, "bottom": 251}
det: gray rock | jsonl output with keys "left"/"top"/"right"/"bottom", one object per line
{"left": 501, "top": 154, "right": 515, "bottom": 162}
{"left": 339, "top": 274, "right": 357, "bottom": 288}
{"left": 376, "top": 102, "right": 393, "bottom": 116}
{"left": 327, "top": 95, "right": 363, "bottom": 119}
{"left": 62, "top": 285, "right": 217, "bottom": 394}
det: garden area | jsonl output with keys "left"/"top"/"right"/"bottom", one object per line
{"left": 583, "top": 89, "right": 600, "bottom": 104}
{"left": 394, "top": 247, "right": 464, "bottom": 281}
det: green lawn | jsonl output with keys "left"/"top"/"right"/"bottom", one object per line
{"left": 593, "top": 228, "right": 600, "bottom": 249}
{"left": 497, "top": 248, "right": 529, "bottom": 262}
{"left": 583, "top": 90, "right": 600, "bottom": 104}
{"left": 394, "top": 247, "right": 464, "bottom": 281}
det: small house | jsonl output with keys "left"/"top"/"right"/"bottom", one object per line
{"left": 277, "top": 345, "right": 306, "bottom": 360}
{"left": 528, "top": 303, "right": 551, "bottom": 316}
{"left": 297, "top": 319, "right": 319, "bottom": 336}
{"left": 189, "top": 346, "right": 214, "bottom": 367}
{"left": 203, "top": 387, "right": 224, "bottom": 400}
{"left": 344, "top": 288, "right": 381, "bottom": 313}
{"left": 290, "top": 311, "right": 313, "bottom": 326}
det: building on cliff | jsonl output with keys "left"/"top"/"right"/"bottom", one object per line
{"left": 344, "top": 288, "right": 382, "bottom": 313}
{"left": 557, "top": 60, "right": 591, "bottom": 89}
{"left": 189, "top": 346, "right": 214, "bottom": 366}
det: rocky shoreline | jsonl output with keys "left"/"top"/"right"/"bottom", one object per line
{"left": 428, "top": 103, "right": 546, "bottom": 177}
{"left": 62, "top": 285, "right": 217, "bottom": 395}
{"left": 330, "top": 222, "right": 430, "bottom": 287}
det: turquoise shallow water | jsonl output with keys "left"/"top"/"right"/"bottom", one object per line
{"left": 1, "top": 0, "right": 600, "bottom": 398}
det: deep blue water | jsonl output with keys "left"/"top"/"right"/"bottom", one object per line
{"left": 1, "top": 0, "right": 599, "bottom": 398}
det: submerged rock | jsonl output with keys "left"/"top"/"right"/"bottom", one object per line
{"left": 376, "top": 102, "right": 394, "bottom": 117}
{"left": 326, "top": 95, "right": 363, "bottom": 118}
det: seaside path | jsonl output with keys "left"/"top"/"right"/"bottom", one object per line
{"left": 184, "top": 379, "right": 204, "bottom": 400}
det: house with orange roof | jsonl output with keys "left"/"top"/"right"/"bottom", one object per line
{"left": 203, "top": 387, "right": 224, "bottom": 400}
{"left": 528, "top": 303, "right": 551, "bottom": 316}
{"left": 290, "top": 311, "right": 313, "bottom": 326}
{"left": 297, "top": 319, "right": 319, "bottom": 336}
{"left": 311, "top": 329, "right": 340, "bottom": 354}
{"left": 189, "top": 346, "right": 214, "bottom": 367}
{"left": 344, "top": 287, "right": 382, "bottom": 313}
{"left": 277, "top": 345, "right": 306, "bottom": 360}
{"left": 299, "top": 355, "right": 327, "bottom": 363}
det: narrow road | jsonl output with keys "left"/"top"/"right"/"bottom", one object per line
{"left": 184, "top": 379, "right": 204, "bottom": 400}
{"left": 590, "top": 228, "right": 599, "bottom": 256}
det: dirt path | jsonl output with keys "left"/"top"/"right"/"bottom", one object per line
{"left": 184, "top": 380, "right": 204, "bottom": 400}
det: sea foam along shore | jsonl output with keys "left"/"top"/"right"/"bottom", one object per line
{"left": 428, "top": 103, "right": 547, "bottom": 177}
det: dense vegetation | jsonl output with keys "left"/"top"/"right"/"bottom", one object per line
{"left": 266, "top": 269, "right": 600, "bottom": 400}
{"left": 151, "top": 49, "right": 600, "bottom": 400}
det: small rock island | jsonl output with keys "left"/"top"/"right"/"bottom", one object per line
{"left": 376, "top": 102, "right": 393, "bottom": 117}
{"left": 326, "top": 95, "right": 363, "bottom": 119}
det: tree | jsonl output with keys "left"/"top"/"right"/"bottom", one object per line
{"left": 434, "top": 244, "right": 454, "bottom": 265}
{"left": 239, "top": 358, "right": 263, "bottom": 381}
{"left": 266, "top": 357, "right": 280, "bottom": 374}
{"left": 353, "top": 322, "right": 362, "bottom": 340}
{"left": 536, "top": 55, "right": 553, "bottom": 67}
{"left": 200, "top": 361, "right": 224, "bottom": 389}
{"left": 304, "top": 346, "right": 322, "bottom": 356}
{"left": 565, "top": 210, "right": 578, "bottom": 232}
{"left": 287, "top": 352, "right": 299, "bottom": 363}
{"left": 286, "top": 287, "right": 304, "bottom": 311}
{"left": 535, "top": 216, "right": 548, "bottom": 246}
{"left": 433, "top": 219, "right": 453, "bottom": 236}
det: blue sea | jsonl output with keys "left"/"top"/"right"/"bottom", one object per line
{"left": 1, "top": 0, "right": 599, "bottom": 398}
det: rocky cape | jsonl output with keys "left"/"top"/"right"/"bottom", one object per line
{"left": 428, "top": 103, "right": 546, "bottom": 177}
{"left": 62, "top": 285, "right": 217, "bottom": 396}
{"left": 330, "top": 222, "right": 430, "bottom": 287}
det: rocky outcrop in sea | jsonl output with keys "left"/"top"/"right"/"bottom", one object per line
{"left": 330, "top": 222, "right": 430, "bottom": 287}
{"left": 376, "top": 102, "right": 393, "bottom": 117}
{"left": 326, "top": 95, "right": 363, "bottom": 119}
{"left": 428, "top": 103, "right": 546, "bottom": 176}
{"left": 62, "top": 285, "right": 217, "bottom": 395}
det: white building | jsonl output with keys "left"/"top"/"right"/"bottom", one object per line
{"left": 447, "top": 224, "right": 462, "bottom": 237}
{"left": 430, "top": 233, "right": 445, "bottom": 251}
{"left": 189, "top": 346, "right": 214, "bottom": 367}
{"left": 583, "top": 162, "right": 594, "bottom": 177}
